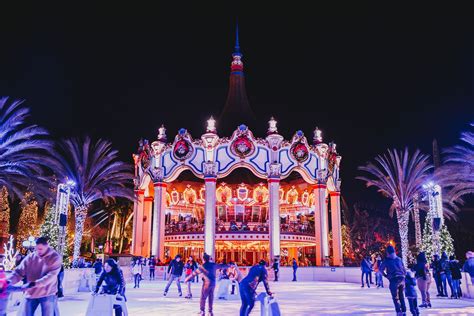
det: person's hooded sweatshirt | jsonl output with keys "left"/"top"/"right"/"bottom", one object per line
{"left": 380, "top": 253, "right": 406, "bottom": 280}
{"left": 8, "top": 246, "right": 62, "bottom": 299}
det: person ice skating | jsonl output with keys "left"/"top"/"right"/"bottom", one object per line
{"left": 405, "top": 270, "right": 419, "bottom": 316}
{"left": 448, "top": 255, "right": 462, "bottom": 299}
{"left": 164, "top": 255, "right": 184, "bottom": 297}
{"left": 374, "top": 255, "right": 384, "bottom": 288}
{"left": 228, "top": 262, "right": 243, "bottom": 295}
{"left": 379, "top": 245, "right": 407, "bottom": 315}
{"left": 360, "top": 255, "right": 372, "bottom": 288}
{"left": 57, "top": 264, "right": 65, "bottom": 299}
{"left": 239, "top": 260, "right": 272, "bottom": 316}
{"left": 292, "top": 258, "right": 298, "bottom": 281}
{"left": 132, "top": 259, "right": 143, "bottom": 288}
{"left": 414, "top": 252, "right": 431, "bottom": 308}
{"left": 94, "top": 259, "right": 126, "bottom": 316}
{"left": 93, "top": 259, "right": 103, "bottom": 280}
{"left": 462, "top": 251, "right": 474, "bottom": 285}
{"left": 184, "top": 256, "right": 198, "bottom": 299}
{"left": 7, "top": 236, "right": 62, "bottom": 316}
{"left": 185, "top": 253, "right": 228, "bottom": 316}
{"left": 149, "top": 256, "right": 156, "bottom": 280}
{"left": 272, "top": 258, "right": 279, "bottom": 282}
{"left": 0, "top": 265, "right": 7, "bottom": 316}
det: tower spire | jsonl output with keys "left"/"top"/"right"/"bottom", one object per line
{"left": 219, "top": 23, "right": 256, "bottom": 133}
{"left": 234, "top": 23, "right": 241, "bottom": 56}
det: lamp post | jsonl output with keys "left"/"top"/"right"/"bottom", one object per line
{"left": 422, "top": 181, "right": 443, "bottom": 256}
{"left": 22, "top": 236, "right": 36, "bottom": 253}
{"left": 55, "top": 180, "right": 75, "bottom": 258}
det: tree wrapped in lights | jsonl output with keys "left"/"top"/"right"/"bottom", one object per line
{"left": 358, "top": 149, "right": 433, "bottom": 266}
{"left": 0, "top": 186, "right": 10, "bottom": 239}
{"left": 40, "top": 205, "right": 59, "bottom": 250}
{"left": 412, "top": 193, "right": 422, "bottom": 249}
{"left": 40, "top": 205, "right": 71, "bottom": 267}
{"left": 421, "top": 211, "right": 454, "bottom": 259}
{"left": 2, "top": 235, "right": 19, "bottom": 271}
{"left": 341, "top": 224, "right": 355, "bottom": 262}
{"left": 49, "top": 137, "right": 133, "bottom": 265}
{"left": 17, "top": 191, "right": 40, "bottom": 249}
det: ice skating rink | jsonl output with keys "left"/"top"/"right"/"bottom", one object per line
{"left": 9, "top": 280, "right": 474, "bottom": 315}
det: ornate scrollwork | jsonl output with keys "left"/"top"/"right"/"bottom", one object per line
{"left": 268, "top": 163, "right": 281, "bottom": 178}
{"left": 204, "top": 161, "right": 217, "bottom": 178}
{"left": 148, "top": 167, "right": 164, "bottom": 183}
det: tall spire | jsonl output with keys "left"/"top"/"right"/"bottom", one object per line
{"left": 234, "top": 23, "right": 241, "bottom": 56}
{"left": 219, "top": 23, "right": 255, "bottom": 133}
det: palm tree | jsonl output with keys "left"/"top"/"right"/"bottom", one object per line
{"left": 51, "top": 137, "right": 133, "bottom": 265}
{"left": 0, "top": 97, "right": 52, "bottom": 198}
{"left": 357, "top": 148, "right": 433, "bottom": 266}
{"left": 437, "top": 123, "right": 474, "bottom": 208}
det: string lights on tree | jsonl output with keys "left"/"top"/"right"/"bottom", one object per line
{"left": 17, "top": 191, "right": 39, "bottom": 250}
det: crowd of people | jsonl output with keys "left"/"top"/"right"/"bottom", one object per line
{"left": 361, "top": 247, "right": 474, "bottom": 315}
{"left": 2, "top": 234, "right": 473, "bottom": 316}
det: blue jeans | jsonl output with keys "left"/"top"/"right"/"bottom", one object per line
{"left": 451, "top": 279, "right": 461, "bottom": 298}
{"left": 25, "top": 295, "right": 57, "bottom": 316}
{"left": 293, "top": 268, "right": 297, "bottom": 281}
{"left": 375, "top": 272, "right": 384, "bottom": 287}
{"left": 239, "top": 283, "right": 255, "bottom": 316}
{"left": 389, "top": 277, "right": 406, "bottom": 314}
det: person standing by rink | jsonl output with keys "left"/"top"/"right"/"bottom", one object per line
{"left": 132, "top": 259, "right": 143, "bottom": 288}
{"left": 7, "top": 236, "right": 62, "bottom": 316}
{"left": 185, "top": 253, "right": 228, "bottom": 316}
{"left": 379, "top": 245, "right": 407, "bottom": 316}
{"left": 148, "top": 256, "right": 156, "bottom": 281}
{"left": 292, "top": 258, "right": 298, "bottom": 282}
{"left": 272, "top": 258, "right": 279, "bottom": 282}
{"left": 463, "top": 251, "right": 474, "bottom": 285}
{"left": 239, "top": 260, "right": 272, "bottom": 316}
{"left": 360, "top": 255, "right": 372, "bottom": 288}
{"left": 414, "top": 252, "right": 432, "bottom": 308}
{"left": 164, "top": 255, "right": 184, "bottom": 297}
{"left": 448, "top": 255, "right": 462, "bottom": 299}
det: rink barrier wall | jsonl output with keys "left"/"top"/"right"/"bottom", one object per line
{"left": 57, "top": 267, "right": 473, "bottom": 299}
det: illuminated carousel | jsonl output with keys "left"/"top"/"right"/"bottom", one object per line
{"left": 131, "top": 29, "right": 343, "bottom": 266}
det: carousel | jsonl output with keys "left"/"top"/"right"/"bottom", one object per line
{"left": 131, "top": 29, "right": 343, "bottom": 266}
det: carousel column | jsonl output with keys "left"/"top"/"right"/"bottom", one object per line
{"left": 142, "top": 196, "right": 153, "bottom": 257}
{"left": 330, "top": 191, "right": 343, "bottom": 266}
{"left": 152, "top": 181, "right": 167, "bottom": 259}
{"left": 132, "top": 189, "right": 145, "bottom": 256}
{"left": 314, "top": 183, "right": 329, "bottom": 266}
{"left": 268, "top": 177, "right": 281, "bottom": 261}
{"left": 204, "top": 162, "right": 217, "bottom": 258}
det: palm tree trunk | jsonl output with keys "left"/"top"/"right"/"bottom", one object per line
{"left": 396, "top": 209, "right": 410, "bottom": 266}
{"left": 72, "top": 206, "right": 88, "bottom": 266}
{"left": 413, "top": 208, "right": 422, "bottom": 249}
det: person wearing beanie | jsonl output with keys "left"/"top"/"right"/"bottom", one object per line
{"left": 164, "top": 254, "right": 184, "bottom": 297}
{"left": 379, "top": 245, "right": 407, "bottom": 315}
{"left": 184, "top": 253, "right": 229, "bottom": 316}
{"left": 239, "top": 259, "right": 272, "bottom": 316}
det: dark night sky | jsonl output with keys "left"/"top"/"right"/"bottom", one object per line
{"left": 1, "top": 5, "right": 473, "bottom": 209}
